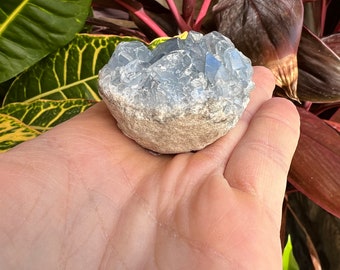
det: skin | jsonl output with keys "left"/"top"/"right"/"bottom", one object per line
{"left": 0, "top": 67, "right": 300, "bottom": 269}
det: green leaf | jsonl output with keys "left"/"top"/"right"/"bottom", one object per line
{"left": 0, "top": 99, "right": 95, "bottom": 132}
{"left": 3, "top": 34, "right": 141, "bottom": 105}
{"left": 282, "top": 235, "right": 300, "bottom": 270}
{"left": 0, "top": 113, "right": 40, "bottom": 152}
{"left": 0, "top": 0, "right": 92, "bottom": 83}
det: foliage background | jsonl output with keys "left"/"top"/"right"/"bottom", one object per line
{"left": 0, "top": 0, "right": 339, "bottom": 269}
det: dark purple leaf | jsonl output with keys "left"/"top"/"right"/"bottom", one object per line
{"left": 326, "top": 107, "right": 340, "bottom": 132}
{"left": 139, "top": 0, "right": 174, "bottom": 13}
{"left": 126, "top": 0, "right": 179, "bottom": 39}
{"left": 86, "top": 17, "right": 147, "bottom": 40}
{"left": 114, "top": 0, "right": 168, "bottom": 37}
{"left": 323, "top": 0, "right": 340, "bottom": 35}
{"left": 131, "top": 10, "right": 179, "bottom": 40}
{"left": 309, "top": 101, "right": 340, "bottom": 117}
{"left": 303, "top": 0, "right": 327, "bottom": 37}
{"left": 193, "top": 0, "right": 212, "bottom": 31}
{"left": 289, "top": 107, "right": 340, "bottom": 218}
{"left": 330, "top": 107, "right": 340, "bottom": 122}
{"left": 322, "top": 33, "right": 340, "bottom": 56}
{"left": 213, "top": 0, "right": 304, "bottom": 101}
{"left": 183, "top": 0, "right": 196, "bottom": 25}
{"left": 286, "top": 192, "right": 340, "bottom": 269}
{"left": 297, "top": 27, "right": 340, "bottom": 102}
{"left": 92, "top": 0, "right": 124, "bottom": 9}
{"left": 163, "top": 0, "right": 191, "bottom": 31}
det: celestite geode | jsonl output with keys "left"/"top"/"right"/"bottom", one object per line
{"left": 98, "top": 31, "right": 254, "bottom": 154}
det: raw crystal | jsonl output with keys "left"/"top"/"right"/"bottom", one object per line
{"left": 99, "top": 31, "right": 254, "bottom": 154}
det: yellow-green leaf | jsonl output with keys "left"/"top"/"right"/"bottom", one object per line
{"left": 3, "top": 34, "right": 141, "bottom": 105}
{"left": 0, "top": 113, "right": 40, "bottom": 152}
{"left": 147, "top": 32, "right": 188, "bottom": 50}
{"left": 3, "top": 33, "right": 186, "bottom": 105}
{"left": 0, "top": 99, "right": 95, "bottom": 132}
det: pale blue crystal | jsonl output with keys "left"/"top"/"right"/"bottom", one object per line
{"left": 150, "top": 38, "right": 180, "bottom": 64}
{"left": 99, "top": 30, "right": 254, "bottom": 119}
{"left": 98, "top": 31, "right": 256, "bottom": 153}
{"left": 107, "top": 41, "right": 152, "bottom": 69}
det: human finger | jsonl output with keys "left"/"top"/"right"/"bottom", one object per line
{"left": 195, "top": 66, "right": 276, "bottom": 172}
{"left": 224, "top": 97, "right": 300, "bottom": 211}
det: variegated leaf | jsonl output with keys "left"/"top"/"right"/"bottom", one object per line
{"left": 0, "top": 99, "right": 95, "bottom": 132}
{"left": 3, "top": 34, "right": 141, "bottom": 105}
{"left": 0, "top": 113, "right": 40, "bottom": 152}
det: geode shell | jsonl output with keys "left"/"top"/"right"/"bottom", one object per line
{"left": 98, "top": 31, "right": 254, "bottom": 154}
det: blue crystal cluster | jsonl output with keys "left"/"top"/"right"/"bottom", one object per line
{"left": 99, "top": 31, "right": 253, "bottom": 118}
{"left": 98, "top": 31, "right": 254, "bottom": 153}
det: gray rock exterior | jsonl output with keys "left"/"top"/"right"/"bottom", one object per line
{"left": 99, "top": 31, "right": 254, "bottom": 154}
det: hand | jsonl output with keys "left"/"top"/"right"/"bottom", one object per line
{"left": 0, "top": 67, "right": 299, "bottom": 269}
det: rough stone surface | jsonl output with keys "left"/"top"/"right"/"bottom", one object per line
{"left": 98, "top": 31, "right": 254, "bottom": 154}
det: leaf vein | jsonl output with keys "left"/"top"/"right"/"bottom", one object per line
{"left": 0, "top": 0, "right": 30, "bottom": 35}
{"left": 24, "top": 75, "right": 98, "bottom": 102}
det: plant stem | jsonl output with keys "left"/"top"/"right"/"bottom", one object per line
{"left": 193, "top": 0, "right": 212, "bottom": 31}
{"left": 165, "top": 0, "right": 191, "bottom": 32}
{"left": 115, "top": 0, "right": 168, "bottom": 37}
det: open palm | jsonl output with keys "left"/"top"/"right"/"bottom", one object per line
{"left": 0, "top": 67, "right": 299, "bottom": 269}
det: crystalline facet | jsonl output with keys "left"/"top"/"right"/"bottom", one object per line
{"left": 98, "top": 31, "right": 254, "bottom": 153}
{"left": 205, "top": 52, "right": 222, "bottom": 83}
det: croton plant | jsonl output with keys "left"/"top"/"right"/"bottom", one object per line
{"left": 0, "top": 0, "right": 339, "bottom": 269}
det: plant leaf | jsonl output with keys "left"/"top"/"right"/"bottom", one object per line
{"left": 213, "top": 0, "right": 304, "bottom": 101}
{"left": 0, "top": 113, "right": 40, "bottom": 152}
{"left": 287, "top": 192, "right": 340, "bottom": 269}
{"left": 0, "top": 0, "right": 92, "bottom": 83}
{"left": 3, "top": 34, "right": 141, "bottom": 105}
{"left": 282, "top": 235, "right": 300, "bottom": 270}
{"left": 322, "top": 33, "right": 340, "bottom": 57}
{"left": 330, "top": 107, "right": 340, "bottom": 122}
{"left": 286, "top": 197, "right": 321, "bottom": 270}
{"left": 147, "top": 32, "right": 187, "bottom": 50}
{"left": 182, "top": 0, "right": 196, "bottom": 25}
{"left": 303, "top": 0, "right": 326, "bottom": 37}
{"left": 0, "top": 99, "right": 95, "bottom": 132}
{"left": 289, "top": 107, "right": 340, "bottom": 218}
{"left": 114, "top": 0, "right": 169, "bottom": 37}
{"left": 297, "top": 27, "right": 340, "bottom": 102}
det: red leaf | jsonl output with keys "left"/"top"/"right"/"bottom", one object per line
{"left": 289, "top": 107, "right": 340, "bottom": 218}
{"left": 324, "top": 119, "right": 340, "bottom": 132}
